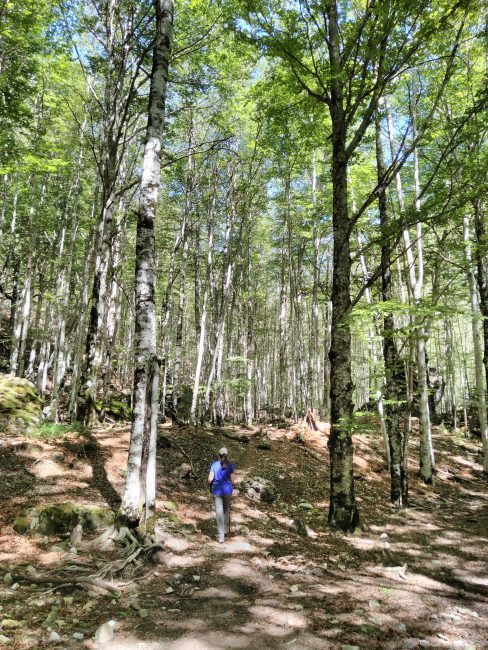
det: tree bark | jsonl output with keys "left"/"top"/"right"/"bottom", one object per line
{"left": 326, "top": 2, "right": 359, "bottom": 531}
{"left": 120, "top": 0, "right": 173, "bottom": 526}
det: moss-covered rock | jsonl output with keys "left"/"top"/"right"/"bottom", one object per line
{"left": 16, "top": 502, "right": 114, "bottom": 536}
{"left": 0, "top": 374, "right": 42, "bottom": 424}
{"left": 13, "top": 516, "right": 31, "bottom": 534}
{"left": 95, "top": 398, "right": 132, "bottom": 421}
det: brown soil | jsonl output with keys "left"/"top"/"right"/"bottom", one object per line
{"left": 0, "top": 420, "right": 487, "bottom": 649}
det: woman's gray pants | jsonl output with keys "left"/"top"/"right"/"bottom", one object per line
{"left": 213, "top": 495, "right": 231, "bottom": 541}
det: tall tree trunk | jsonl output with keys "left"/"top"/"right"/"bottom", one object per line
{"left": 120, "top": 0, "right": 173, "bottom": 526}
{"left": 326, "top": 2, "right": 359, "bottom": 531}
{"left": 463, "top": 214, "right": 488, "bottom": 472}
{"left": 376, "top": 109, "right": 408, "bottom": 505}
{"left": 385, "top": 96, "right": 435, "bottom": 484}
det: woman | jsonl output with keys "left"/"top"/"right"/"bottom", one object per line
{"left": 208, "top": 447, "right": 235, "bottom": 543}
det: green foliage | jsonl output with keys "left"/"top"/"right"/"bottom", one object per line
{"left": 31, "top": 422, "right": 84, "bottom": 440}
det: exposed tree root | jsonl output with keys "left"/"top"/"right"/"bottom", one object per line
{"left": 8, "top": 571, "right": 120, "bottom": 595}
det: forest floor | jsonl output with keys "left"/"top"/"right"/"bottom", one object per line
{"left": 0, "top": 419, "right": 487, "bottom": 650}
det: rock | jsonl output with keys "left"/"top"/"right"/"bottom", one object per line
{"left": 23, "top": 502, "right": 113, "bottom": 536}
{"left": 380, "top": 532, "right": 389, "bottom": 540}
{"left": 239, "top": 477, "right": 276, "bottom": 503}
{"left": 239, "top": 525, "right": 250, "bottom": 535}
{"left": 419, "top": 641, "right": 430, "bottom": 648}
{"left": 290, "top": 517, "right": 309, "bottom": 536}
{"left": 69, "top": 547, "right": 78, "bottom": 555}
{"left": 396, "top": 623, "right": 407, "bottom": 633}
{"left": 178, "top": 463, "right": 192, "bottom": 479}
{"left": 368, "top": 599, "right": 381, "bottom": 609}
{"left": 462, "top": 644, "right": 476, "bottom": 650}
{"left": 0, "top": 620, "right": 23, "bottom": 630}
{"left": 138, "top": 609, "right": 148, "bottom": 619}
{"left": 49, "top": 630, "right": 61, "bottom": 642}
{"left": 289, "top": 585, "right": 299, "bottom": 592}
{"left": 0, "top": 635, "right": 11, "bottom": 645}
{"left": 94, "top": 622, "right": 114, "bottom": 644}
{"left": 360, "top": 623, "right": 381, "bottom": 636}
{"left": 353, "top": 609, "right": 365, "bottom": 615}
{"left": 165, "top": 587, "right": 174, "bottom": 594}
{"left": 457, "top": 607, "right": 479, "bottom": 618}
{"left": 297, "top": 502, "right": 313, "bottom": 510}
{"left": 13, "top": 517, "right": 31, "bottom": 535}
{"left": 341, "top": 646, "right": 360, "bottom": 650}
{"left": 402, "top": 641, "right": 417, "bottom": 650}
{"left": 2, "top": 574, "right": 12, "bottom": 585}
{"left": 192, "top": 575, "right": 200, "bottom": 582}
{"left": 0, "top": 374, "right": 42, "bottom": 424}
{"left": 256, "top": 438, "right": 272, "bottom": 450}
{"left": 161, "top": 500, "right": 178, "bottom": 512}
{"left": 73, "top": 633, "right": 84, "bottom": 640}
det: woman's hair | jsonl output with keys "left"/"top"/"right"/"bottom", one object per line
{"left": 218, "top": 446, "right": 228, "bottom": 466}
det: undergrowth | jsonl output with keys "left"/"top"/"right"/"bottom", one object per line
{"left": 30, "top": 421, "right": 84, "bottom": 440}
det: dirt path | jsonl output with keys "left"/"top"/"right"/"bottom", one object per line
{"left": 0, "top": 423, "right": 487, "bottom": 649}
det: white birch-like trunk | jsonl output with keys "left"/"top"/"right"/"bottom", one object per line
{"left": 386, "top": 96, "right": 434, "bottom": 483}
{"left": 120, "top": 0, "right": 173, "bottom": 526}
{"left": 463, "top": 214, "right": 488, "bottom": 472}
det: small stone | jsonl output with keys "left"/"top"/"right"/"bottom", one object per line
{"left": 192, "top": 575, "right": 200, "bottom": 582}
{"left": 63, "top": 597, "right": 73, "bottom": 605}
{"left": 298, "top": 502, "right": 314, "bottom": 510}
{"left": 341, "top": 646, "right": 360, "bottom": 650}
{"left": 437, "top": 634, "right": 449, "bottom": 641}
{"left": 294, "top": 605, "right": 303, "bottom": 611}
{"left": 321, "top": 562, "right": 328, "bottom": 570}
{"left": 49, "top": 546, "right": 64, "bottom": 553}
{"left": 337, "top": 563, "right": 346, "bottom": 571}
{"left": 161, "top": 500, "right": 178, "bottom": 512}
{"left": 380, "top": 533, "right": 389, "bottom": 540}
{"left": 167, "top": 608, "right": 180, "bottom": 613}
{"left": 457, "top": 607, "right": 479, "bottom": 618}
{"left": 69, "top": 547, "right": 78, "bottom": 555}
{"left": 402, "top": 641, "right": 417, "bottom": 650}
{"left": 368, "top": 599, "right": 381, "bottom": 609}
{"left": 2, "top": 575, "right": 12, "bottom": 585}
{"left": 54, "top": 620, "right": 66, "bottom": 627}
{"left": 289, "top": 585, "right": 299, "bottom": 592}
{"left": 10, "top": 584, "right": 19, "bottom": 591}
{"left": 462, "top": 644, "right": 476, "bottom": 650}
{"left": 353, "top": 609, "right": 365, "bottom": 615}
{"left": 138, "top": 609, "right": 148, "bottom": 619}
{"left": 0, "top": 635, "right": 11, "bottom": 645}
{"left": 239, "top": 525, "right": 250, "bottom": 535}
{"left": 87, "top": 591, "right": 99, "bottom": 598}
{"left": 419, "top": 641, "right": 430, "bottom": 648}
{"left": 94, "top": 622, "right": 114, "bottom": 644}
{"left": 396, "top": 623, "right": 407, "bottom": 633}
{"left": 48, "top": 630, "right": 61, "bottom": 642}
{"left": 73, "top": 632, "right": 84, "bottom": 640}
{"left": 165, "top": 587, "right": 174, "bottom": 594}
{"left": 0, "top": 620, "right": 22, "bottom": 630}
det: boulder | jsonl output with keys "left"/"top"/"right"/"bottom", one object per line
{"left": 14, "top": 503, "right": 114, "bottom": 536}
{"left": 0, "top": 374, "right": 42, "bottom": 424}
{"left": 240, "top": 477, "right": 276, "bottom": 503}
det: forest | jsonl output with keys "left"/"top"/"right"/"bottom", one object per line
{"left": 0, "top": 0, "right": 488, "bottom": 648}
